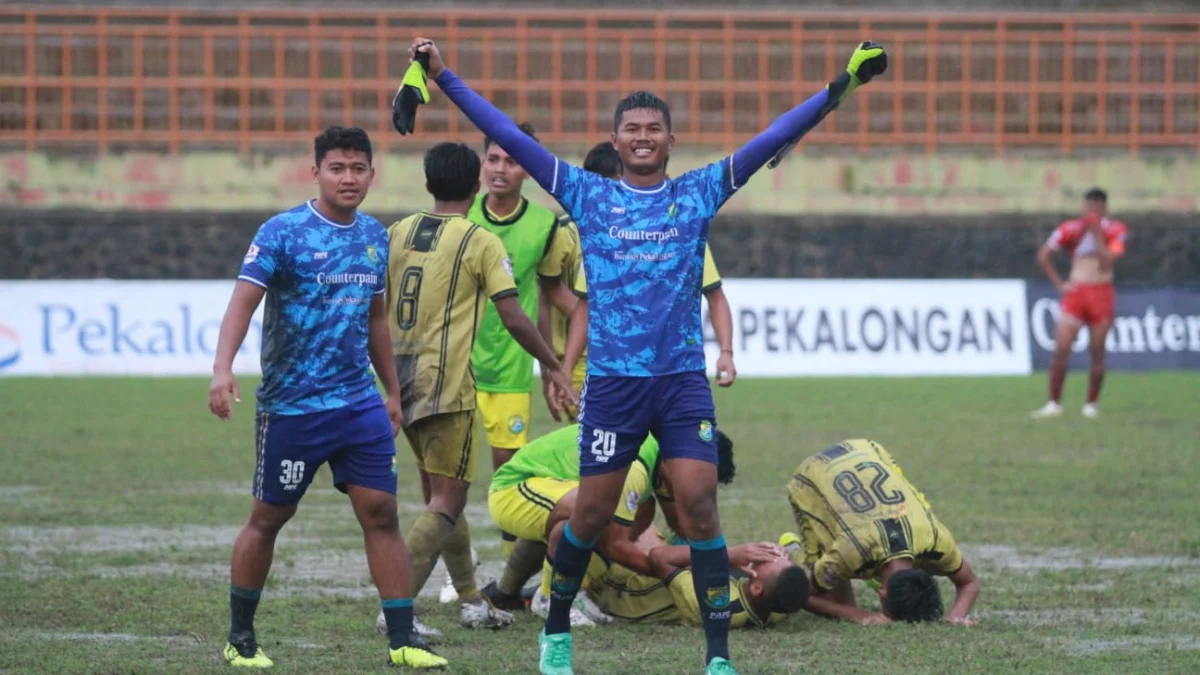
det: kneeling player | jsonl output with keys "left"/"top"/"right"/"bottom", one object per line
{"left": 786, "top": 439, "right": 980, "bottom": 625}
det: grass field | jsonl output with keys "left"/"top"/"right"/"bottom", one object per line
{"left": 3, "top": 373, "right": 1200, "bottom": 674}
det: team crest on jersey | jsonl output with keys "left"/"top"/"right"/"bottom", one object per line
{"left": 705, "top": 585, "right": 730, "bottom": 609}
{"left": 625, "top": 490, "right": 640, "bottom": 513}
{"left": 390, "top": 456, "right": 399, "bottom": 477}
{"left": 366, "top": 244, "right": 379, "bottom": 264}
{"left": 502, "top": 257, "right": 514, "bottom": 277}
{"left": 243, "top": 243, "right": 259, "bottom": 264}
{"left": 698, "top": 420, "right": 714, "bottom": 442}
{"left": 508, "top": 414, "right": 525, "bottom": 434}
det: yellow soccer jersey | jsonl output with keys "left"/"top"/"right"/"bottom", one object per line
{"left": 549, "top": 215, "right": 583, "bottom": 356}
{"left": 588, "top": 564, "right": 787, "bottom": 629}
{"left": 386, "top": 212, "right": 517, "bottom": 424}
{"left": 787, "top": 439, "right": 963, "bottom": 591}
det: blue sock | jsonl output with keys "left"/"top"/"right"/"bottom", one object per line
{"left": 690, "top": 536, "right": 731, "bottom": 664}
{"left": 545, "top": 522, "right": 596, "bottom": 635}
{"left": 381, "top": 598, "right": 414, "bottom": 650}
{"left": 229, "top": 585, "right": 261, "bottom": 643}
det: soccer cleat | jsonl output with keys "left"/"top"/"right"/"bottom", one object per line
{"left": 1082, "top": 403, "right": 1099, "bottom": 418}
{"left": 438, "top": 547, "right": 479, "bottom": 604}
{"left": 388, "top": 644, "right": 448, "bottom": 669}
{"left": 574, "top": 590, "right": 613, "bottom": 624}
{"left": 705, "top": 657, "right": 740, "bottom": 675}
{"left": 1030, "top": 401, "right": 1063, "bottom": 419}
{"left": 375, "top": 609, "right": 443, "bottom": 640}
{"left": 223, "top": 642, "right": 273, "bottom": 668}
{"left": 460, "top": 596, "right": 516, "bottom": 629}
{"left": 481, "top": 580, "right": 528, "bottom": 612}
{"left": 778, "top": 532, "right": 801, "bottom": 552}
{"left": 538, "top": 629, "right": 575, "bottom": 675}
{"left": 530, "top": 586, "right": 594, "bottom": 627}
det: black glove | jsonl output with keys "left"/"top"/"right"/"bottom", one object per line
{"left": 392, "top": 49, "right": 432, "bottom": 135}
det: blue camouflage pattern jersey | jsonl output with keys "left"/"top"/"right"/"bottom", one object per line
{"left": 237, "top": 200, "right": 388, "bottom": 415}
{"left": 550, "top": 160, "right": 736, "bottom": 377}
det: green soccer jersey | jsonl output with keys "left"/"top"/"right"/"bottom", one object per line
{"left": 468, "top": 193, "right": 567, "bottom": 393}
{"left": 489, "top": 424, "right": 661, "bottom": 493}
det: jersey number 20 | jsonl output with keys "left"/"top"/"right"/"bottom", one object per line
{"left": 395, "top": 267, "right": 424, "bottom": 330}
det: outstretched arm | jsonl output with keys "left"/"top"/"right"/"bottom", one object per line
{"left": 412, "top": 39, "right": 560, "bottom": 191}
{"left": 729, "top": 41, "right": 888, "bottom": 187}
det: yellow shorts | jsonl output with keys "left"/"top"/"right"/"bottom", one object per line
{"left": 477, "top": 391, "right": 530, "bottom": 449}
{"left": 402, "top": 410, "right": 475, "bottom": 482}
{"left": 487, "top": 476, "right": 578, "bottom": 543}
{"left": 586, "top": 561, "right": 681, "bottom": 623}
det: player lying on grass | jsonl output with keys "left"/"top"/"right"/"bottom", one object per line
{"left": 402, "top": 36, "right": 887, "bottom": 675}
{"left": 547, "top": 522, "right": 808, "bottom": 629}
{"left": 375, "top": 141, "right": 576, "bottom": 639}
{"left": 785, "top": 439, "right": 980, "bottom": 626}
{"left": 556, "top": 143, "right": 738, "bottom": 413}
{"left": 208, "top": 126, "right": 446, "bottom": 669}
{"left": 482, "top": 423, "right": 737, "bottom": 625}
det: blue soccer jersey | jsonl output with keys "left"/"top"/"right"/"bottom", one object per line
{"left": 237, "top": 200, "right": 388, "bottom": 415}
{"left": 549, "top": 161, "right": 735, "bottom": 376}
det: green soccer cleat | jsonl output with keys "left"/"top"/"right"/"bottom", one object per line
{"left": 538, "top": 629, "right": 574, "bottom": 675}
{"left": 705, "top": 657, "right": 741, "bottom": 675}
{"left": 388, "top": 643, "right": 449, "bottom": 669}
{"left": 223, "top": 642, "right": 273, "bottom": 668}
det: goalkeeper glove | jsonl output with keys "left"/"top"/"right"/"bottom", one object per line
{"left": 768, "top": 40, "right": 889, "bottom": 169}
{"left": 392, "top": 48, "right": 432, "bottom": 135}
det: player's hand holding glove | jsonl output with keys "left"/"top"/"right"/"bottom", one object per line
{"left": 769, "top": 40, "right": 888, "bottom": 169}
{"left": 392, "top": 48, "right": 432, "bottom": 135}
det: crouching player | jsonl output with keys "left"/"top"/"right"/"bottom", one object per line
{"left": 785, "top": 439, "right": 980, "bottom": 625}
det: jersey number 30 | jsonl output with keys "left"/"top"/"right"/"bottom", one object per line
{"left": 833, "top": 461, "right": 905, "bottom": 513}
{"left": 395, "top": 267, "right": 424, "bottom": 330}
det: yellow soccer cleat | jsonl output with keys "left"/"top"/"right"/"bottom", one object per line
{"left": 778, "top": 532, "right": 801, "bottom": 550}
{"left": 388, "top": 644, "right": 449, "bottom": 669}
{"left": 223, "top": 642, "right": 274, "bottom": 668}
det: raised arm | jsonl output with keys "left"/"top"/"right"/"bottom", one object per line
{"left": 411, "top": 39, "right": 560, "bottom": 190}
{"left": 730, "top": 41, "right": 888, "bottom": 187}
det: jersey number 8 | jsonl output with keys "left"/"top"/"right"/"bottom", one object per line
{"left": 395, "top": 266, "right": 424, "bottom": 330}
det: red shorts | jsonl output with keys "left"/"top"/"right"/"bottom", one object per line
{"left": 1061, "top": 282, "right": 1115, "bottom": 326}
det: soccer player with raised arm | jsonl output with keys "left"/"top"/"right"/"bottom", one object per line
{"left": 784, "top": 439, "right": 980, "bottom": 626}
{"left": 207, "top": 126, "right": 446, "bottom": 669}
{"left": 402, "top": 37, "right": 887, "bottom": 675}
{"left": 559, "top": 143, "right": 738, "bottom": 400}
{"left": 375, "top": 142, "right": 576, "bottom": 636}
{"left": 1031, "top": 188, "right": 1128, "bottom": 420}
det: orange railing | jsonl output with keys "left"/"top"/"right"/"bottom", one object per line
{"left": 1, "top": 7, "right": 1198, "bottom": 156}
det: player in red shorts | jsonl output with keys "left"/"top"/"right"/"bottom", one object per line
{"left": 1031, "top": 188, "right": 1128, "bottom": 420}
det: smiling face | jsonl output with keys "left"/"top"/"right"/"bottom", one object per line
{"left": 313, "top": 148, "right": 374, "bottom": 212}
{"left": 612, "top": 107, "right": 674, "bottom": 178}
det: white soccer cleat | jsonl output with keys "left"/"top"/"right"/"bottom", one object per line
{"left": 530, "top": 586, "right": 595, "bottom": 628}
{"left": 375, "top": 609, "right": 443, "bottom": 638}
{"left": 574, "top": 591, "right": 613, "bottom": 624}
{"left": 1082, "top": 403, "right": 1099, "bottom": 419}
{"left": 460, "top": 597, "right": 515, "bottom": 629}
{"left": 1030, "top": 401, "right": 1063, "bottom": 419}
{"left": 438, "top": 547, "right": 480, "bottom": 604}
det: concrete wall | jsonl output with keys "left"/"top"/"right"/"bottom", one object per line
{"left": 5, "top": 209, "right": 1197, "bottom": 282}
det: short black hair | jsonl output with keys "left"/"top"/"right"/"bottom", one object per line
{"left": 884, "top": 569, "right": 944, "bottom": 622}
{"left": 1084, "top": 187, "right": 1108, "bottom": 203}
{"left": 716, "top": 430, "right": 735, "bottom": 485}
{"left": 768, "top": 565, "right": 811, "bottom": 614}
{"left": 484, "top": 121, "right": 538, "bottom": 153}
{"left": 613, "top": 91, "right": 672, "bottom": 132}
{"left": 583, "top": 142, "right": 622, "bottom": 179}
{"left": 424, "top": 142, "right": 481, "bottom": 202}
{"left": 315, "top": 125, "right": 372, "bottom": 167}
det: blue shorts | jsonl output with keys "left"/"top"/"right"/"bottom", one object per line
{"left": 252, "top": 396, "right": 397, "bottom": 505}
{"left": 578, "top": 370, "right": 717, "bottom": 477}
